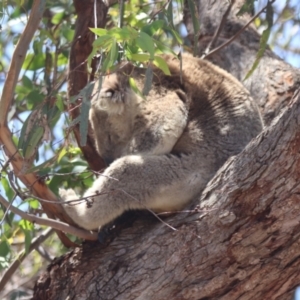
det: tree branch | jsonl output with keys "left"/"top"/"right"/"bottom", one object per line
{"left": 201, "top": 1, "right": 233, "bottom": 58}
{"left": 0, "top": 228, "right": 54, "bottom": 292}
{"left": 0, "top": 0, "right": 46, "bottom": 124}
{"left": 0, "top": 0, "right": 78, "bottom": 247}
{"left": 203, "top": 2, "right": 270, "bottom": 59}
{"left": 0, "top": 194, "right": 98, "bottom": 240}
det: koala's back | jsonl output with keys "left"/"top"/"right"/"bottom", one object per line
{"left": 149, "top": 54, "right": 263, "bottom": 171}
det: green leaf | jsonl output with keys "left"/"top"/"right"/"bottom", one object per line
{"left": 0, "top": 240, "right": 10, "bottom": 258}
{"left": 79, "top": 83, "right": 94, "bottom": 146}
{"left": 58, "top": 147, "right": 68, "bottom": 163}
{"left": 0, "top": 257, "right": 10, "bottom": 271}
{"left": 1, "top": 177, "right": 14, "bottom": 201}
{"left": 136, "top": 32, "right": 155, "bottom": 60}
{"left": 166, "top": 0, "right": 174, "bottom": 28}
{"left": 143, "top": 66, "right": 153, "bottom": 96}
{"left": 62, "top": 28, "right": 74, "bottom": 41}
{"left": 109, "top": 26, "right": 138, "bottom": 41}
{"left": 22, "top": 53, "right": 45, "bottom": 70}
{"left": 170, "top": 29, "right": 183, "bottom": 45}
{"left": 90, "top": 28, "right": 108, "bottom": 36}
{"left": 23, "top": 229, "right": 32, "bottom": 254}
{"left": 129, "top": 77, "right": 144, "bottom": 99}
{"left": 22, "top": 75, "right": 33, "bottom": 89}
{"left": 19, "top": 219, "right": 34, "bottom": 231}
{"left": 237, "top": 0, "right": 257, "bottom": 16}
{"left": 24, "top": 155, "right": 56, "bottom": 174}
{"left": 244, "top": 1, "right": 273, "bottom": 80}
{"left": 93, "top": 35, "right": 114, "bottom": 48}
{"left": 26, "top": 89, "right": 44, "bottom": 109}
{"left": 141, "top": 20, "right": 165, "bottom": 36}
{"left": 154, "top": 56, "right": 171, "bottom": 75}
{"left": 155, "top": 40, "right": 176, "bottom": 55}
{"left": 187, "top": 0, "right": 200, "bottom": 55}
{"left": 55, "top": 94, "right": 64, "bottom": 112}
{"left": 57, "top": 53, "right": 69, "bottom": 67}
{"left": 128, "top": 53, "right": 150, "bottom": 62}
{"left": 28, "top": 199, "right": 40, "bottom": 209}
{"left": 108, "top": 39, "right": 118, "bottom": 67}
{"left": 51, "top": 11, "right": 65, "bottom": 25}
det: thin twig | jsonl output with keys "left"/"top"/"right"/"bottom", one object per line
{"left": 149, "top": 0, "right": 171, "bottom": 22}
{"left": 117, "top": 189, "right": 178, "bottom": 232}
{"left": 0, "top": 194, "right": 98, "bottom": 240}
{"left": 0, "top": 149, "right": 19, "bottom": 173}
{"left": 36, "top": 246, "right": 54, "bottom": 262}
{"left": 94, "top": 0, "right": 98, "bottom": 39}
{"left": 201, "top": 1, "right": 233, "bottom": 58}
{"left": 18, "top": 191, "right": 110, "bottom": 205}
{"left": 118, "top": 0, "right": 125, "bottom": 28}
{"left": 0, "top": 227, "right": 54, "bottom": 292}
{"left": 0, "top": 0, "right": 46, "bottom": 124}
{"left": 204, "top": 2, "right": 271, "bottom": 60}
{"left": 0, "top": 194, "right": 17, "bottom": 226}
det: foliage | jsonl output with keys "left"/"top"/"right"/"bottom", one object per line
{"left": 0, "top": 0, "right": 299, "bottom": 298}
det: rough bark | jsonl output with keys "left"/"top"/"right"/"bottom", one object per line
{"left": 33, "top": 1, "right": 300, "bottom": 299}
{"left": 68, "top": 0, "right": 107, "bottom": 171}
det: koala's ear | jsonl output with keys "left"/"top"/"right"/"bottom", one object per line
{"left": 175, "top": 89, "right": 188, "bottom": 103}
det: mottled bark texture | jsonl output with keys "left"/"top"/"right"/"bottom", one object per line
{"left": 34, "top": 0, "right": 300, "bottom": 299}
{"left": 68, "top": 0, "right": 107, "bottom": 171}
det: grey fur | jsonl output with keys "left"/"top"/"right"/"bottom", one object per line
{"left": 59, "top": 54, "right": 263, "bottom": 230}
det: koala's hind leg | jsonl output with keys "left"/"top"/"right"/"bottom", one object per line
{"left": 59, "top": 153, "right": 208, "bottom": 231}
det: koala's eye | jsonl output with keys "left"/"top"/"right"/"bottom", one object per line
{"left": 101, "top": 89, "right": 115, "bottom": 98}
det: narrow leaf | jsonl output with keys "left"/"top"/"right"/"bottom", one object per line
{"left": 129, "top": 53, "right": 150, "bottom": 62}
{"left": 1, "top": 177, "right": 14, "bottom": 201}
{"left": 187, "top": 0, "right": 200, "bottom": 55}
{"left": 166, "top": 0, "right": 174, "bottom": 28}
{"left": 23, "top": 229, "right": 32, "bottom": 254}
{"left": 141, "top": 20, "right": 165, "bottom": 37}
{"left": 89, "top": 28, "right": 108, "bottom": 36}
{"left": 143, "top": 66, "right": 153, "bottom": 96}
{"left": 153, "top": 56, "right": 171, "bottom": 75}
{"left": 136, "top": 32, "right": 155, "bottom": 60}
{"left": 79, "top": 83, "right": 94, "bottom": 146}
{"left": 237, "top": 0, "right": 257, "bottom": 16}
{"left": 129, "top": 77, "right": 144, "bottom": 99}
{"left": 244, "top": 1, "right": 273, "bottom": 80}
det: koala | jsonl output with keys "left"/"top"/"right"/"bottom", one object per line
{"left": 59, "top": 53, "right": 263, "bottom": 231}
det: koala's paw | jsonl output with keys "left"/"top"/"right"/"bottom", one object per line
{"left": 59, "top": 188, "right": 78, "bottom": 203}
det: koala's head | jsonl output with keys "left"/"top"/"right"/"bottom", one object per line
{"left": 91, "top": 63, "right": 142, "bottom": 115}
{"left": 90, "top": 64, "right": 145, "bottom": 163}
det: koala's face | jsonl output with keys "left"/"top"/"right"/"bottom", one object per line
{"left": 90, "top": 70, "right": 143, "bottom": 165}
{"left": 92, "top": 73, "right": 130, "bottom": 115}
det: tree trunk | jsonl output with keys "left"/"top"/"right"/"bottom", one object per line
{"left": 68, "top": 0, "right": 107, "bottom": 171}
{"left": 33, "top": 1, "right": 300, "bottom": 299}
{"left": 184, "top": 0, "right": 300, "bottom": 125}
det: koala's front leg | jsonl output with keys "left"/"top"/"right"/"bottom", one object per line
{"left": 59, "top": 153, "right": 207, "bottom": 231}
